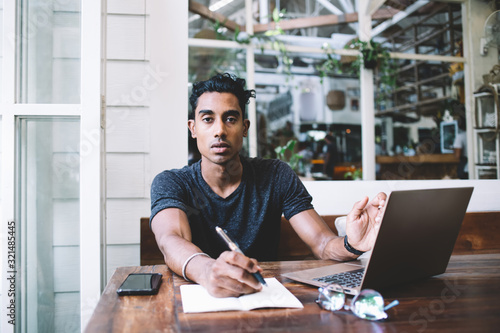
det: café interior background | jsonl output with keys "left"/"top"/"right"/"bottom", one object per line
{"left": 0, "top": 1, "right": 499, "bottom": 332}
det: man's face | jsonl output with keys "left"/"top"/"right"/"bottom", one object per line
{"left": 188, "top": 92, "right": 250, "bottom": 166}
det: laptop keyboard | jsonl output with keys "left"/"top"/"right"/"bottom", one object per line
{"left": 313, "top": 268, "right": 365, "bottom": 288}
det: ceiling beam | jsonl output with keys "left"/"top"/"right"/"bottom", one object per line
{"left": 188, "top": 0, "right": 400, "bottom": 35}
{"left": 317, "top": 0, "right": 357, "bottom": 32}
{"left": 253, "top": 12, "right": 358, "bottom": 33}
{"left": 189, "top": 0, "right": 240, "bottom": 32}
{"left": 316, "top": 0, "right": 343, "bottom": 15}
{"left": 253, "top": 8, "right": 398, "bottom": 33}
{"left": 338, "top": 0, "right": 354, "bottom": 13}
{"left": 372, "top": 1, "right": 430, "bottom": 37}
{"left": 366, "top": 0, "right": 386, "bottom": 16}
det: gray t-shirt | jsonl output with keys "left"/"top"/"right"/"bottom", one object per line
{"left": 150, "top": 156, "right": 313, "bottom": 260}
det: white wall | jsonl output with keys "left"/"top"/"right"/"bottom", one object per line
{"left": 105, "top": 1, "right": 150, "bottom": 280}
{"left": 306, "top": 180, "right": 500, "bottom": 216}
{"left": 105, "top": 0, "right": 188, "bottom": 281}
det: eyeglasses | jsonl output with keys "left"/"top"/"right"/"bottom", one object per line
{"left": 316, "top": 284, "right": 399, "bottom": 321}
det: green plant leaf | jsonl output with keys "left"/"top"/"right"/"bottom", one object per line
{"left": 272, "top": 8, "right": 281, "bottom": 23}
{"left": 285, "top": 139, "right": 296, "bottom": 151}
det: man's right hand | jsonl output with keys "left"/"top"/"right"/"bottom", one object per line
{"left": 151, "top": 208, "right": 263, "bottom": 297}
{"left": 200, "top": 251, "right": 263, "bottom": 298}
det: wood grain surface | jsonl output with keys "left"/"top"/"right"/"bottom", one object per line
{"left": 87, "top": 254, "right": 500, "bottom": 332}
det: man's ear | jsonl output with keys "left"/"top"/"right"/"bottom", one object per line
{"left": 188, "top": 119, "right": 196, "bottom": 138}
{"left": 243, "top": 119, "right": 250, "bottom": 137}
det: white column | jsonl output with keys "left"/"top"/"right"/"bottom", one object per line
{"left": 149, "top": 0, "right": 188, "bottom": 176}
{"left": 80, "top": 0, "right": 105, "bottom": 330}
{"left": 462, "top": 1, "right": 499, "bottom": 179}
{"left": 246, "top": 0, "right": 257, "bottom": 157}
{"left": 358, "top": 0, "right": 376, "bottom": 180}
{"left": 259, "top": 0, "right": 269, "bottom": 24}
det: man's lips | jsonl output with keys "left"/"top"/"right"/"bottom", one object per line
{"left": 211, "top": 141, "right": 230, "bottom": 153}
{"left": 211, "top": 142, "right": 229, "bottom": 148}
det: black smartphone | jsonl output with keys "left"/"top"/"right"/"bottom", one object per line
{"left": 116, "top": 273, "right": 162, "bottom": 296}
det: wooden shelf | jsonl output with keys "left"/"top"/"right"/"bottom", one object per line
{"left": 377, "top": 96, "right": 449, "bottom": 116}
{"left": 375, "top": 3, "right": 462, "bottom": 119}
{"left": 473, "top": 86, "right": 500, "bottom": 179}
{"left": 376, "top": 154, "right": 459, "bottom": 164}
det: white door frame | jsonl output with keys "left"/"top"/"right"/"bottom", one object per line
{"left": 0, "top": 1, "right": 106, "bottom": 332}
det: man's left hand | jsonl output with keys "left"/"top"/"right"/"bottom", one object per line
{"left": 345, "top": 192, "right": 387, "bottom": 253}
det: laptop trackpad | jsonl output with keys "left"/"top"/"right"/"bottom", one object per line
{"left": 282, "top": 262, "right": 363, "bottom": 287}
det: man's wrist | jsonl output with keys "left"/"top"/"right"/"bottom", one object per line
{"left": 182, "top": 252, "right": 211, "bottom": 282}
{"left": 344, "top": 235, "right": 365, "bottom": 256}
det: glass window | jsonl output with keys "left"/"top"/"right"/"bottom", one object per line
{"left": 188, "top": 0, "right": 246, "bottom": 40}
{"left": 18, "top": 0, "right": 81, "bottom": 104}
{"left": 380, "top": 2, "right": 462, "bottom": 57}
{"left": 18, "top": 118, "right": 80, "bottom": 332}
{"left": 188, "top": 1, "right": 467, "bottom": 180}
{"left": 188, "top": 0, "right": 365, "bottom": 180}
{"left": 253, "top": 64, "right": 361, "bottom": 180}
{"left": 189, "top": 46, "right": 247, "bottom": 83}
{"left": 374, "top": 2, "right": 464, "bottom": 180}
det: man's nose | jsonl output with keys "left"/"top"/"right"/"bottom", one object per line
{"left": 213, "top": 118, "right": 227, "bottom": 138}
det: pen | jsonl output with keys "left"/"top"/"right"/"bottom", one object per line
{"left": 215, "top": 226, "right": 267, "bottom": 287}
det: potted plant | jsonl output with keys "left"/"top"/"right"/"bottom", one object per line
{"left": 274, "top": 139, "right": 303, "bottom": 172}
{"left": 356, "top": 40, "right": 380, "bottom": 69}
{"left": 344, "top": 166, "right": 363, "bottom": 180}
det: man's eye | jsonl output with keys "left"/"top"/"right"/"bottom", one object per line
{"left": 202, "top": 117, "right": 213, "bottom": 123}
{"left": 226, "top": 117, "right": 237, "bottom": 123}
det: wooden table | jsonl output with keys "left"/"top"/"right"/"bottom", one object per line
{"left": 85, "top": 253, "right": 500, "bottom": 332}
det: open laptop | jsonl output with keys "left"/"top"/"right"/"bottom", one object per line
{"left": 282, "top": 187, "right": 474, "bottom": 295}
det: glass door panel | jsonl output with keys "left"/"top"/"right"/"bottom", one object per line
{"left": 18, "top": 117, "right": 80, "bottom": 332}
{"left": 18, "top": 0, "right": 81, "bottom": 103}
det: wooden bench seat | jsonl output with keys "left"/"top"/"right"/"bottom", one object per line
{"left": 141, "top": 212, "right": 500, "bottom": 265}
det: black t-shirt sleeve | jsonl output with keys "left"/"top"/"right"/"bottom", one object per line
{"left": 275, "top": 161, "right": 314, "bottom": 220}
{"left": 150, "top": 170, "right": 190, "bottom": 224}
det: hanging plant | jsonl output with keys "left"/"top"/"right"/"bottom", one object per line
{"left": 316, "top": 38, "right": 398, "bottom": 108}
{"left": 315, "top": 43, "right": 343, "bottom": 83}
{"left": 357, "top": 40, "right": 381, "bottom": 69}
{"left": 317, "top": 39, "right": 396, "bottom": 77}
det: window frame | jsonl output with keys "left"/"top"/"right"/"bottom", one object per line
{"left": 0, "top": 1, "right": 106, "bottom": 332}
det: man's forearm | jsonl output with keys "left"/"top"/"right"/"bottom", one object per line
{"left": 157, "top": 234, "right": 214, "bottom": 284}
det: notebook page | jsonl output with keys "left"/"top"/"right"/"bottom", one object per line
{"left": 238, "top": 277, "right": 303, "bottom": 310}
{"left": 181, "top": 278, "right": 303, "bottom": 313}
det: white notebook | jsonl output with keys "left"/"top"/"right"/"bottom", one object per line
{"left": 180, "top": 277, "right": 303, "bottom": 313}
